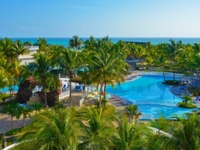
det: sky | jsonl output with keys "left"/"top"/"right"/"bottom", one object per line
{"left": 1, "top": 0, "right": 200, "bottom": 38}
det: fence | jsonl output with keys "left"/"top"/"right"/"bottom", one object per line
{"left": 139, "top": 71, "right": 183, "bottom": 78}
{"left": 140, "top": 114, "right": 155, "bottom": 121}
{"left": 59, "top": 90, "right": 69, "bottom": 100}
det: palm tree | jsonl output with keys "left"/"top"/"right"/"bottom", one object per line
{"left": 78, "top": 106, "right": 116, "bottom": 150}
{"left": 17, "top": 108, "right": 81, "bottom": 150}
{"left": 12, "top": 40, "right": 30, "bottom": 59}
{"left": 165, "top": 40, "right": 183, "bottom": 80}
{"left": 2, "top": 102, "right": 21, "bottom": 130}
{"left": 85, "top": 38, "right": 128, "bottom": 107}
{"left": 30, "top": 102, "right": 43, "bottom": 114}
{"left": 156, "top": 55, "right": 168, "bottom": 82}
{"left": 0, "top": 57, "right": 11, "bottom": 88}
{"left": 125, "top": 104, "right": 141, "bottom": 124}
{"left": 18, "top": 106, "right": 32, "bottom": 127}
{"left": 164, "top": 113, "right": 200, "bottom": 150}
{"left": 113, "top": 116, "right": 155, "bottom": 150}
{"left": 0, "top": 37, "right": 15, "bottom": 62}
{"left": 34, "top": 38, "right": 49, "bottom": 52}
{"left": 60, "top": 48, "right": 81, "bottom": 106}
{"left": 32, "top": 52, "right": 52, "bottom": 107}
{"left": 68, "top": 35, "right": 83, "bottom": 50}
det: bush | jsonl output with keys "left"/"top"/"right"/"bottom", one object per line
{"left": 15, "top": 80, "right": 33, "bottom": 103}
{"left": 5, "top": 128, "right": 22, "bottom": 136}
{"left": 39, "top": 90, "right": 59, "bottom": 107}
{"left": 162, "top": 80, "right": 179, "bottom": 85}
{"left": 178, "top": 102, "right": 196, "bottom": 108}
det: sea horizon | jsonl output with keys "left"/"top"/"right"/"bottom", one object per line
{"left": 1, "top": 37, "right": 200, "bottom": 46}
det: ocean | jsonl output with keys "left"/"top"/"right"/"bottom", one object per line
{"left": 9, "top": 37, "right": 200, "bottom": 47}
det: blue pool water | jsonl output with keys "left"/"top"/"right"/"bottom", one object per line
{"left": 107, "top": 75, "right": 196, "bottom": 119}
{"left": 0, "top": 86, "right": 18, "bottom": 93}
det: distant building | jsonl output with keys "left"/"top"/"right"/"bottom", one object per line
{"left": 18, "top": 46, "right": 39, "bottom": 65}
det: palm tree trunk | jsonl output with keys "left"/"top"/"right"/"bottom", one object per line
{"left": 11, "top": 116, "right": 13, "bottom": 130}
{"left": 70, "top": 79, "right": 72, "bottom": 106}
{"left": 23, "top": 116, "right": 25, "bottom": 127}
{"left": 103, "top": 83, "right": 107, "bottom": 99}
{"left": 99, "top": 84, "right": 103, "bottom": 108}
{"left": 43, "top": 84, "right": 48, "bottom": 107}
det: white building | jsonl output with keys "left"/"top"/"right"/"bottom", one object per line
{"left": 18, "top": 46, "right": 39, "bottom": 65}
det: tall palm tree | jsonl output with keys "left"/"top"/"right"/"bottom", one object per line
{"left": 60, "top": 49, "right": 81, "bottom": 106}
{"left": 156, "top": 55, "right": 168, "bottom": 82}
{"left": 16, "top": 108, "right": 81, "bottom": 150}
{"left": 165, "top": 40, "right": 183, "bottom": 80}
{"left": 85, "top": 38, "right": 128, "bottom": 107}
{"left": 12, "top": 40, "right": 30, "bottom": 59}
{"left": 0, "top": 37, "right": 15, "bottom": 62}
{"left": 68, "top": 35, "right": 83, "bottom": 50}
{"left": 0, "top": 56, "right": 11, "bottom": 88}
{"left": 32, "top": 52, "right": 52, "bottom": 107}
{"left": 34, "top": 38, "right": 49, "bottom": 52}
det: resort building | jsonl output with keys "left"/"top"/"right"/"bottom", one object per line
{"left": 18, "top": 46, "right": 39, "bottom": 65}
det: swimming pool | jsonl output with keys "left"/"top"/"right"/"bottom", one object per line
{"left": 107, "top": 75, "right": 196, "bottom": 119}
{"left": 0, "top": 85, "right": 18, "bottom": 93}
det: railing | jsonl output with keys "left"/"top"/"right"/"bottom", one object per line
{"left": 139, "top": 71, "right": 184, "bottom": 78}
{"left": 136, "top": 100, "right": 177, "bottom": 107}
{"left": 59, "top": 90, "right": 69, "bottom": 100}
{"left": 140, "top": 114, "right": 155, "bottom": 121}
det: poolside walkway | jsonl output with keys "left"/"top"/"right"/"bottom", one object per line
{"left": 108, "top": 96, "right": 126, "bottom": 110}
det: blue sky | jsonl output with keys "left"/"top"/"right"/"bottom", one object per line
{"left": 1, "top": 0, "right": 200, "bottom": 37}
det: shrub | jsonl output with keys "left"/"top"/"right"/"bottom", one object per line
{"left": 39, "top": 90, "right": 59, "bottom": 107}
{"left": 5, "top": 128, "right": 22, "bottom": 136}
{"left": 15, "top": 80, "right": 33, "bottom": 103}
{"left": 162, "top": 80, "right": 179, "bottom": 85}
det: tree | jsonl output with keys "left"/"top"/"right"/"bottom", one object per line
{"left": 113, "top": 116, "right": 155, "bottom": 150}
{"left": 0, "top": 38, "right": 15, "bottom": 62}
{"left": 32, "top": 52, "right": 53, "bottom": 107}
{"left": 12, "top": 40, "right": 30, "bottom": 59}
{"left": 30, "top": 102, "right": 43, "bottom": 114}
{"left": 18, "top": 106, "right": 32, "bottom": 127}
{"left": 164, "top": 113, "right": 200, "bottom": 150}
{"left": 165, "top": 40, "right": 183, "bottom": 80}
{"left": 78, "top": 106, "right": 116, "bottom": 150}
{"left": 156, "top": 55, "right": 168, "bottom": 81}
{"left": 85, "top": 37, "right": 128, "bottom": 108}
{"left": 33, "top": 38, "right": 49, "bottom": 52}
{"left": 60, "top": 49, "right": 81, "bottom": 106}
{"left": 125, "top": 104, "right": 141, "bottom": 124}
{"left": 17, "top": 108, "right": 80, "bottom": 150}
{"left": 68, "top": 35, "right": 83, "bottom": 50}
{"left": 2, "top": 102, "right": 21, "bottom": 130}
